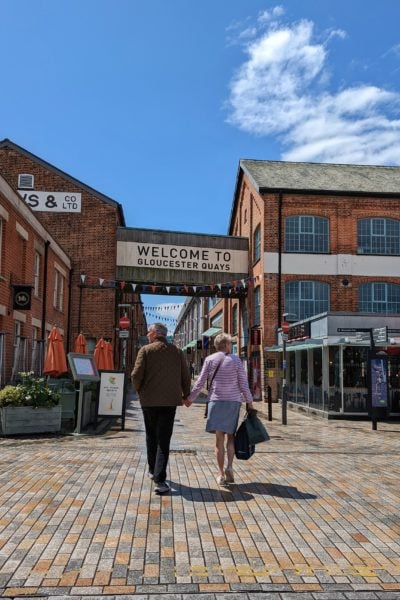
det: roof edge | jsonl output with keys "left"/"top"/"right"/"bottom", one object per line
{"left": 0, "top": 138, "right": 126, "bottom": 226}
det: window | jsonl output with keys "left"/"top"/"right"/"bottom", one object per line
{"left": 14, "top": 320, "right": 21, "bottom": 349}
{"left": 359, "top": 283, "right": 400, "bottom": 313}
{"left": 208, "top": 296, "right": 218, "bottom": 311}
{"left": 34, "top": 252, "right": 41, "bottom": 297}
{"left": 232, "top": 304, "right": 238, "bottom": 335}
{"left": 253, "top": 225, "right": 261, "bottom": 262}
{"left": 53, "top": 269, "right": 65, "bottom": 311}
{"left": 211, "top": 310, "right": 223, "bottom": 328}
{"left": 32, "top": 326, "right": 40, "bottom": 348}
{"left": 285, "top": 216, "right": 329, "bottom": 253}
{"left": 358, "top": 218, "right": 400, "bottom": 255}
{"left": 241, "top": 308, "right": 248, "bottom": 346}
{"left": 254, "top": 286, "right": 261, "bottom": 325}
{"left": 53, "top": 270, "right": 58, "bottom": 308}
{"left": 285, "top": 280, "right": 330, "bottom": 320}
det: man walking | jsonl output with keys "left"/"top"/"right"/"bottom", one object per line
{"left": 132, "top": 323, "right": 191, "bottom": 494}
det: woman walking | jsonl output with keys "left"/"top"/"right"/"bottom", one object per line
{"left": 187, "top": 332, "right": 254, "bottom": 485}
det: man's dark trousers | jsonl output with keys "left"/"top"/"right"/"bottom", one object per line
{"left": 142, "top": 406, "right": 177, "bottom": 483}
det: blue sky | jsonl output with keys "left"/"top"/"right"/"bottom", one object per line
{"left": 2, "top": 0, "right": 400, "bottom": 327}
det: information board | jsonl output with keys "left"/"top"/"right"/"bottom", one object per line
{"left": 370, "top": 357, "right": 388, "bottom": 408}
{"left": 98, "top": 371, "right": 126, "bottom": 418}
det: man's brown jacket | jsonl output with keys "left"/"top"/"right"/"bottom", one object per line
{"left": 131, "top": 338, "right": 191, "bottom": 407}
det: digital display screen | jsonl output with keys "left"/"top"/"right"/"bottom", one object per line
{"left": 67, "top": 353, "right": 100, "bottom": 382}
{"left": 74, "top": 357, "right": 95, "bottom": 376}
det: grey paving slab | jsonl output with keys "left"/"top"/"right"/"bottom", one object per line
{"left": 0, "top": 389, "right": 400, "bottom": 598}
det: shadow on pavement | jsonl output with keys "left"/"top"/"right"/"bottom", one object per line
{"left": 171, "top": 481, "right": 317, "bottom": 502}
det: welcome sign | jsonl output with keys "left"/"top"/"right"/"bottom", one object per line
{"left": 116, "top": 227, "right": 249, "bottom": 287}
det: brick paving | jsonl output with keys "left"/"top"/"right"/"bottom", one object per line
{"left": 0, "top": 390, "right": 399, "bottom": 599}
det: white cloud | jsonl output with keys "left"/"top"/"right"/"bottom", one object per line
{"left": 258, "top": 6, "right": 285, "bottom": 24}
{"left": 227, "top": 16, "right": 400, "bottom": 164}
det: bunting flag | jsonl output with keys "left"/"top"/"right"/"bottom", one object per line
{"left": 76, "top": 272, "right": 259, "bottom": 292}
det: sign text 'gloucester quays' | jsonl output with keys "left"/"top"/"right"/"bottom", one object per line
{"left": 116, "top": 227, "right": 249, "bottom": 286}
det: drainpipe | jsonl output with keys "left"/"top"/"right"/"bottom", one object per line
{"left": 66, "top": 268, "right": 73, "bottom": 352}
{"left": 41, "top": 240, "right": 50, "bottom": 340}
{"left": 277, "top": 191, "right": 283, "bottom": 328}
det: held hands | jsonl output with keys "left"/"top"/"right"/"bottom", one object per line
{"left": 182, "top": 397, "right": 193, "bottom": 407}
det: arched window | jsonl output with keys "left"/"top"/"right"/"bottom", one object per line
{"left": 358, "top": 218, "right": 400, "bottom": 255}
{"left": 254, "top": 286, "right": 261, "bottom": 325}
{"left": 285, "top": 216, "right": 329, "bottom": 253}
{"left": 253, "top": 225, "right": 261, "bottom": 263}
{"left": 359, "top": 283, "right": 400, "bottom": 313}
{"left": 285, "top": 281, "right": 330, "bottom": 321}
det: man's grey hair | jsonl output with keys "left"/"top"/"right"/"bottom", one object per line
{"left": 214, "top": 332, "right": 232, "bottom": 351}
{"left": 149, "top": 322, "right": 168, "bottom": 338}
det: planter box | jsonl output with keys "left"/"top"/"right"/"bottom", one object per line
{"left": 0, "top": 405, "right": 62, "bottom": 435}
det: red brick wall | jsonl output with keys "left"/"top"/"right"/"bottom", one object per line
{"left": 0, "top": 146, "right": 122, "bottom": 352}
{"left": 0, "top": 184, "right": 70, "bottom": 383}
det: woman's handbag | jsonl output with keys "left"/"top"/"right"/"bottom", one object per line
{"left": 234, "top": 418, "right": 255, "bottom": 460}
{"left": 245, "top": 411, "right": 270, "bottom": 444}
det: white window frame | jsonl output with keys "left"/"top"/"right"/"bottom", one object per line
{"left": 59, "top": 273, "right": 64, "bottom": 311}
{"left": 53, "top": 269, "right": 59, "bottom": 308}
{"left": 34, "top": 252, "right": 40, "bottom": 297}
{"left": 53, "top": 269, "right": 65, "bottom": 311}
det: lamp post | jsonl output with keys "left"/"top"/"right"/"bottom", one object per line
{"left": 281, "top": 312, "right": 297, "bottom": 425}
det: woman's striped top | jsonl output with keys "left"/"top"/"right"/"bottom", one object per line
{"left": 188, "top": 351, "right": 253, "bottom": 404}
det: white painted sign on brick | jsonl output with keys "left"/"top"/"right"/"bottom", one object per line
{"left": 18, "top": 190, "right": 82, "bottom": 213}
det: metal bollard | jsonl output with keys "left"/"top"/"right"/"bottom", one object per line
{"left": 267, "top": 386, "right": 272, "bottom": 421}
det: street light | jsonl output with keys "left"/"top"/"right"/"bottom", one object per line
{"left": 281, "top": 312, "right": 297, "bottom": 425}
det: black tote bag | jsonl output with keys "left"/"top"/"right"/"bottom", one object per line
{"left": 234, "top": 418, "right": 255, "bottom": 460}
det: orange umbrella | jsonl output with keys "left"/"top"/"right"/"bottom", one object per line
{"left": 74, "top": 333, "right": 87, "bottom": 354}
{"left": 105, "top": 341, "right": 114, "bottom": 370}
{"left": 94, "top": 338, "right": 109, "bottom": 370}
{"left": 43, "top": 327, "right": 68, "bottom": 376}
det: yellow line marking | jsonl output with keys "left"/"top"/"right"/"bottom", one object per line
{"left": 174, "top": 563, "right": 400, "bottom": 578}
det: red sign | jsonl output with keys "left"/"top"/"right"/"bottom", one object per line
{"left": 119, "top": 316, "right": 130, "bottom": 329}
{"left": 281, "top": 321, "right": 290, "bottom": 334}
{"left": 251, "top": 329, "right": 261, "bottom": 345}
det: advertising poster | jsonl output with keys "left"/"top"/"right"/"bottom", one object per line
{"left": 370, "top": 357, "right": 388, "bottom": 408}
{"left": 251, "top": 354, "right": 261, "bottom": 400}
{"left": 98, "top": 372, "right": 126, "bottom": 416}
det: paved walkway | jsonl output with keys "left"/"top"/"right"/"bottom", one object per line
{"left": 0, "top": 391, "right": 399, "bottom": 599}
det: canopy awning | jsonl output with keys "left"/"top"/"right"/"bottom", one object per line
{"left": 202, "top": 327, "right": 221, "bottom": 337}
{"left": 182, "top": 340, "right": 197, "bottom": 350}
{"left": 265, "top": 339, "right": 324, "bottom": 352}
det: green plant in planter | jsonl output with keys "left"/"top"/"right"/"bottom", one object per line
{"left": 0, "top": 372, "right": 60, "bottom": 409}
{"left": 0, "top": 385, "right": 24, "bottom": 407}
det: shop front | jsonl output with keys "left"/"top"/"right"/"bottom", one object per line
{"left": 266, "top": 312, "right": 400, "bottom": 418}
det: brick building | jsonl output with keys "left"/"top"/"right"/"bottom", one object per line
{"left": 0, "top": 173, "right": 71, "bottom": 384}
{"left": 0, "top": 139, "right": 145, "bottom": 370}
{"left": 176, "top": 159, "right": 400, "bottom": 415}
{"left": 230, "top": 159, "right": 400, "bottom": 408}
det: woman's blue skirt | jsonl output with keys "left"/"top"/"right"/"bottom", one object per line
{"left": 206, "top": 400, "right": 241, "bottom": 434}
